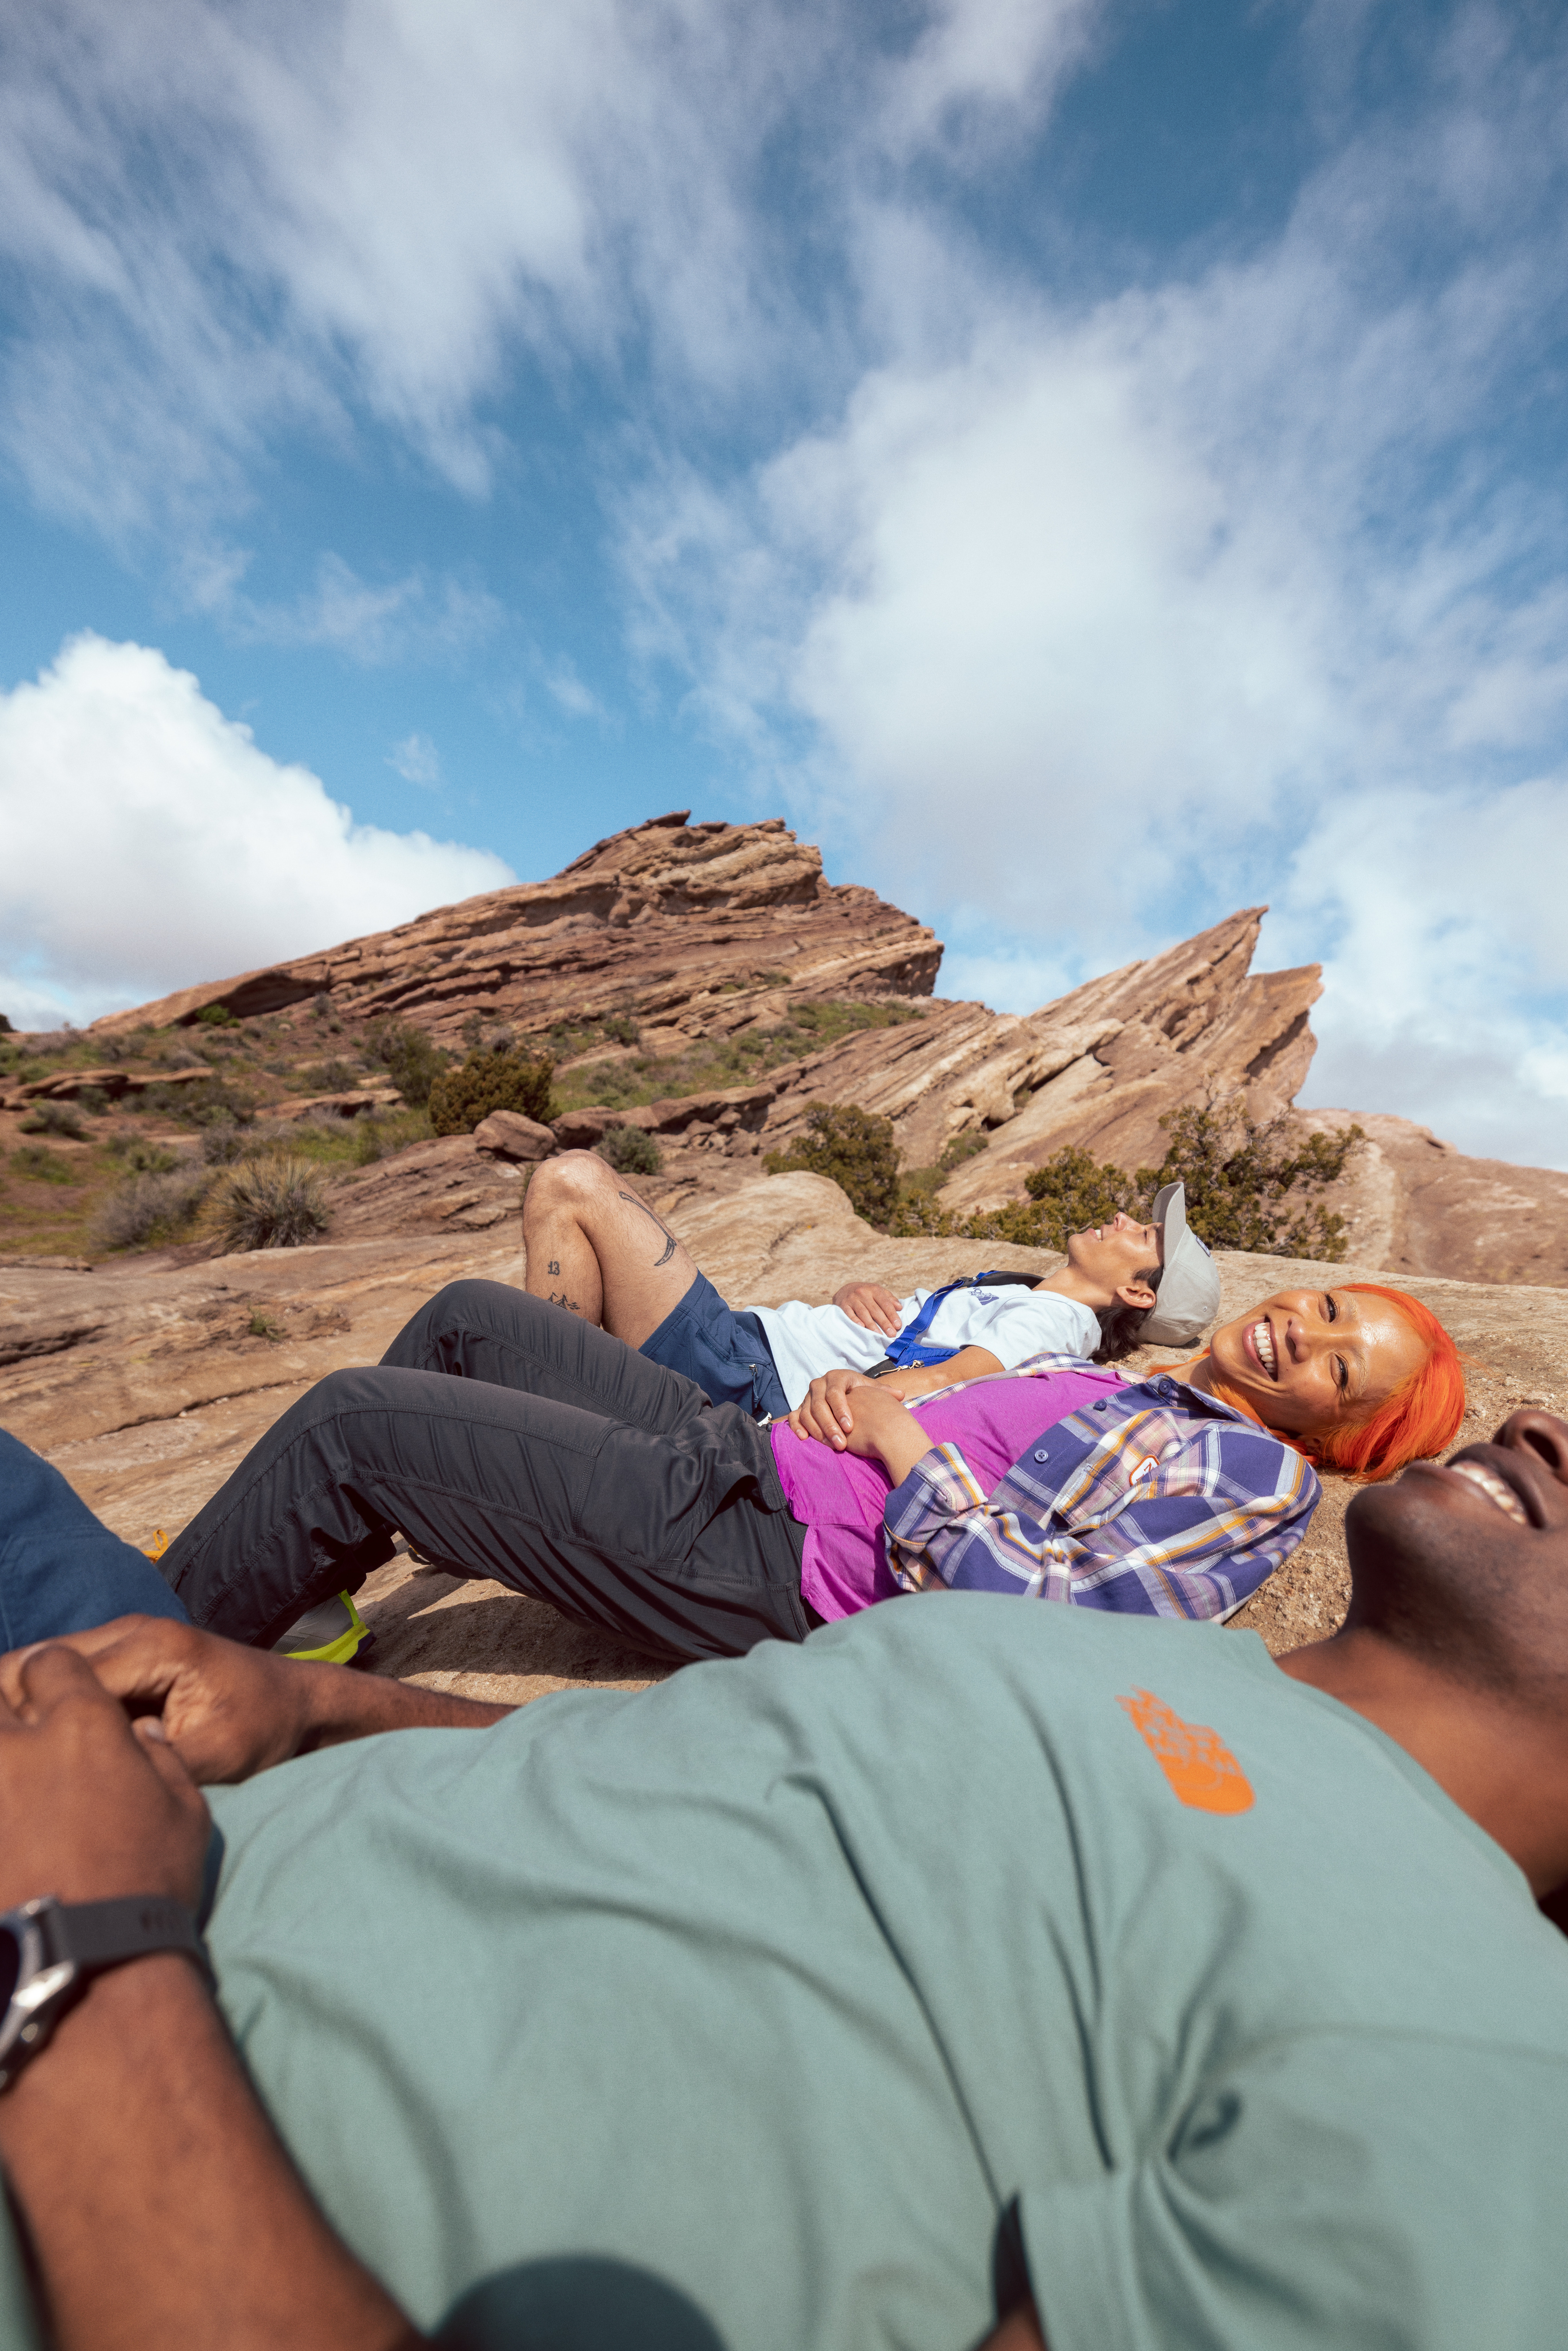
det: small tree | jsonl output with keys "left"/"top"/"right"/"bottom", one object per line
{"left": 598, "top": 1124, "right": 662, "bottom": 1175}
{"left": 364, "top": 1018, "right": 449, "bottom": 1108}
{"left": 1135, "top": 1106, "right": 1362, "bottom": 1261}
{"left": 764, "top": 1101, "right": 901, "bottom": 1229}
{"left": 428, "top": 1048, "right": 556, "bottom": 1137}
{"left": 1022, "top": 1147, "right": 1135, "bottom": 1248}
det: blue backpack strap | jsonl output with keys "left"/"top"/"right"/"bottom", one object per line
{"left": 883, "top": 1273, "right": 1011, "bottom": 1370}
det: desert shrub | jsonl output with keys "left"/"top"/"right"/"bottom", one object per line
{"left": 201, "top": 1120, "right": 245, "bottom": 1165}
{"left": 91, "top": 1166, "right": 211, "bottom": 1250}
{"left": 196, "top": 1003, "right": 239, "bottom": 1028}
{"left": 764, "top": 1101, "right": 901, "bottom": 1229}
{"left": 428, "top": 1048, "right": 556, "bottom": 1137}
{"left": 598, "top": 1124, "right": 662, "bottom": 1175}
{"left": 1021, "top": 1147, "right": 1135, "bottom": 1248}
{"left": 0, "top": 1012, "right": 11, "bottom": 1034}
{"left": 1135, "top": 1107, "right": 1362, "bottom": 1261}
{"left": 106, "top": 1136, "right": 180, "bottom": 1173}
{"left": 216, "top": 1156, "right": 332, "bottom": 1252}
{"left": 19, "top": 1101, "right": 86, "bottom": 1139}
{"left": 247, "top": 1308, "right": 283, "bottom": 1340}
{"left": 603, "top": 1011, "right": 640, "bottom": 1047}
{"left": 136, "top": 1077, "right": 255, "bottom": 1129}
{"left": 76, "top": 1086, "right": 111, "bottom": 1115}
{"left": 299, "top": 1059, "right": 365, "bottom": 1095}
{"left": 10, "top": 1144, "right": 77, "bottom": 1186}
{"left": 364, "top": 1018, "right": 449, "bottom": 1108}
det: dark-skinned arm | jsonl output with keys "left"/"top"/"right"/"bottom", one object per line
{"left": 0, "top": 1644, "right": 423, "bottom": 2351}
{"left": 0, "top": 1616, "right": 514, "bottom": 1786}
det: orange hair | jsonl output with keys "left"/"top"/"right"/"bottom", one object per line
{"left": 1178, "top": 1285, "right": 1467, "bottom": 1483}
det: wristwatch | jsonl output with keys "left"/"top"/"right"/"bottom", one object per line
{"left": 0, "top": 1895, "right": 211, "bottom": 2093}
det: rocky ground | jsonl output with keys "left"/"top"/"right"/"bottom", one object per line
{"left": 5, "top": 1170, "right": 1564, "bottom": 1713}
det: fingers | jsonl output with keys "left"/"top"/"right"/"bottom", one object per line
{"left": 4, "top": 1641, "right": 125, "bottom": 1727}
{"left": 836, "top": 1282, "right": 903, "bottom": 1336}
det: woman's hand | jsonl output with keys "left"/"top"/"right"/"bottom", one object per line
{"left": 787, "top": 1367, "right": 882, "bottom": 1449}
{"left": 785, "top": 1372, "right": 932, "bottom": 1485}
{"left": 832, "top": 1280, "right": 903, "bottom": 1336}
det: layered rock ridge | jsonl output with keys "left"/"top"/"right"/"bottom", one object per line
{"left": 761, "top": 908, "right": 1322, "bottom": 1192}
{"left": 89, "top": 812, "right": 942, "bottom": 1050}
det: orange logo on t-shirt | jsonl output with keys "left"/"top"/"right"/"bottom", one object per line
{"left": 1117, "top": 1688, "right": 1254, "bottom": 1815}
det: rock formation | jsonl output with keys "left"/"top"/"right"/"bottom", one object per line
{"left": 88, "top": 811, "right": 941, "bottom": 1050}
{"left": 47, "top": 808, "right": 1567, "bottom": 1287}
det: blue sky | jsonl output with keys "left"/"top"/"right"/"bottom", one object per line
{"left": 3, "top": 0, "right": 1568, "bottom": 1165}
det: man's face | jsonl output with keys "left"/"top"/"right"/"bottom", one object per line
{"left": 1065, "top": 1211, "right": 1163, "bottom": 1303}
{"left": 1348, "top": 1408, "right": 1568, "bottom": 1594}
{"left": 1206, "top": 1286, "right": 1426, "bottom": 1437}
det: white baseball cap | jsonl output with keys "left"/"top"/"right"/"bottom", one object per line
{"left": 1140, "top": 1181, "right": 1221, "bottom": 1348}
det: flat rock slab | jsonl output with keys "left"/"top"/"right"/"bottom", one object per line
{"left": 7, "top": 1171, "right": 1565, "bottom": 1708}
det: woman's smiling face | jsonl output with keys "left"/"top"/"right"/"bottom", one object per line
{"left": 1208, "top": 1287, "right": 1428, "bottom": 1438}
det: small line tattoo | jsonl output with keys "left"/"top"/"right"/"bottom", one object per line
{"left": 547, "top": 1259, "right": 560, "bottom": 1275}
{"left": 619, "top": 1189, "right": 679, "bottom": 1267}
{"left": 547, "top": 1290, "right": 583, "bottom": 1316}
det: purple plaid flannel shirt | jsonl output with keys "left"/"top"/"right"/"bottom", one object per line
{"left": 882, "top": 1355, "right": 1321, "bottom": 1619}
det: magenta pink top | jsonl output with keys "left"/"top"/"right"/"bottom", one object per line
{"left": 769, "top": 1365, "right": 1126, "bottom": 1622}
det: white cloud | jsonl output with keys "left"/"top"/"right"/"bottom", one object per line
{"left": 388, "top": 731, "right": 442, "bottom": 787}
{"left": 0, "top": 1, "right": 1116, "bottom": 541}
{"left": 0, "top": 635, "right": 513, "bottom": 1027}
{"left": 623, "top": 10, "right": 1568, "bottom": 1164}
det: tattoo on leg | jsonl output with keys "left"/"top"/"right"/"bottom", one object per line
{"left": 547, "top": 1291, "right": 583, "bottom": 1315}
{"left": 547, "top": 1260, "right": 560, "bottom": 1274}
{"left": 619, "top": 1188, "right": 679, "bottom": 1268}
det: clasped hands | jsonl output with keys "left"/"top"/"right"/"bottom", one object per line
{"left": 0, "top": 1622, "right": 323, "bottom": 1919}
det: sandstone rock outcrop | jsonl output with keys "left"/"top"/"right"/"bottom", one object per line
{"left": 88, "top": 812, "right": 941, "bottom": 1051}
{"left": 48, "top": 808, "right": 1568, "bottom": 1288}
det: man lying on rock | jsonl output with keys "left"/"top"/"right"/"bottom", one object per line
{"left": 0, "top": 1403, "right": 1563, "bottom": 2349}
{"left": 0, "top": 1182, "right": 1462, "bottom": 1667}
{"left": 523, "top": 1146, "right": 1194, "bottom": 1413}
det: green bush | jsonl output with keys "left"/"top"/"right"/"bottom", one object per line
{"left": 428, "top": 1048, "right": 556, "bottom": 1137}
{"left": 107, "top": 1137, "right": 181, "bottom": 1174}
{"left": 196, "top": 1003, "right": 239, "bottom": 1027}
{"left": 299, "top": 1059, "right": 364, "bottom": 1095}
{"left": 217, "top": 1156, "right": 332, "bottom": 1251}
{"left": 136, "top": 1077, "right": 255, "bottom": 1129}
{"left": 597, "top": 1124, "right": 662, "bottom": 1175}
{"left": 1134, "top": 1106, "right": 1362, "bottom": 1261}
{"left": 1021, "top": 1147, "right": 1135, "bottom": 1248}
{"left": 201, "top": 1121, "right": 246, "bottom": 1165}
{"left": 365, "top": 1018, "right": 450, "bottom": 1109}
{"left": 91, "top": 1166, "right": 211, "bottom": 1250}
{"left": 764, "top": 1101, "right": 902, "bottom": 1229}
{"left": 19, "top": 1101, "right": 86, "bottom": 1139}
{"left": 10, "top": 1144, "right": 77, "bottom": 1186}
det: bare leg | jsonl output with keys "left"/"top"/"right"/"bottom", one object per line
{"left": 522, "top": 1150, "right": 701, "bottom": 1346}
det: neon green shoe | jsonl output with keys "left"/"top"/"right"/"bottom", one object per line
{"left": 272, "top": 1590, "right": 373, "bottom": 1666}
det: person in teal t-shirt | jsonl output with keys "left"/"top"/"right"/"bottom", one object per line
{"left": 0, "top": 1407, "right": 1564, "bottom": 2349}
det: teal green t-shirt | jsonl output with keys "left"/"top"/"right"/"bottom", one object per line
{"left": 7, "top": 1600, "right": 1568, "bottom": 2348}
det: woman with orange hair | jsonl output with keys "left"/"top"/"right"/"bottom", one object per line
{"left": 1178, "top": 1283, "right": 1466, "bottom": 1482}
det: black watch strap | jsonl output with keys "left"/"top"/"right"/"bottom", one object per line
{"left": 40, "top": 1897, "right": 212, "bottom": 1987}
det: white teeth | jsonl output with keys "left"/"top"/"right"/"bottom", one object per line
{"left": 1252, "top": 1320, "right": 1276, "bottom": 1376}
{"left": 1449, "top": 1461, "right": 1529, "bottom": 1526}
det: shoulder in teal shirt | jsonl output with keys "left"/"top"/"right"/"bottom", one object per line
{"left": 3, "top": 1600, "right": 1563, "bottom": 2349}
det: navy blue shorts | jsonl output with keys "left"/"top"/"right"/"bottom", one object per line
{"left": 638, "top": 1272, "right": 791, "bottom": 1421}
